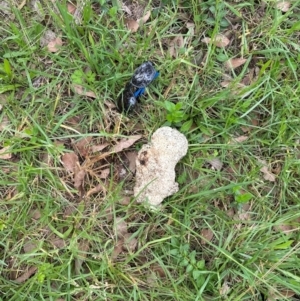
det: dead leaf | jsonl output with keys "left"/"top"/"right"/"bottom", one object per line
{"left": 220, "top": 281, "right": 230, "bottom": 296}
{"left": 202, "top": 34, "right": 230, "bottom": 47}
{"left": 49, "top": 236, "right": 66, "bottom": 249}
{"left": 74, "top": 137, "right": 92, "bottom": 157}
{"left": 61, "top": 152, "right": 78, "bottom": 173}
{"left": 126, "top": 151, "right": 138, "bottom": 173}
{"left": 91, "top": 143, "right": 109, "bottom": 153}
{"left": 29, "top": 209, "right": 41, "bottom": 220}
{"left": 111, "top": 239, "right": 124, "bottom": 260}
{"left": 150, "top": 263, "right": 166, "bottom": 278}
{"left": 23, "top": 240, "right": 38, "bottom": 253}
{"left": 201, "top": 228, "right": 214, "bottom": 244}
{"left": 276, "top": 1, "right": 291, "bottom": 12}
{"left": 112, "top": 135, "right": 142, "bottom": 153}
{"left": 169, "top": 35, "right": 184, "bottom": 57}
{"left": 47, "top": 37, "right": 63, "bottom": 52}
{"left": 230, "top": 135, "right": 249, "bottom": 143}
{"left": 74, "top": 169, "right": 86, "bottom": 188}
{"left": 137, "top": 10, "right": 151, "bottom": 24}
{"left": 74, "top": 239, "right": 90, "bottom": 275}
{"left": 115, "top": 217, "right": 128, "bottom": 238}
{"left": 14, "top": 266, "right": 38, "bottom": 283}
{"left": 225, "top": 58, "right": 247, "bottom": 69}
{"left": 67, "top": 2, "right": 76, "bottom": 14}
{"left": 123, "top": 233, "right": 138, "bottom": 252}
{"left": 125, "top": 19, "right": 139, "bottom": 32}
{"left": 86, "top": 183, "right": 106, "bottom": 198}
{"left": 207, "top": 158, "right": 223, "bottom": 171}
{"left": 220, "top": 80, "right": 246, "bottom": 90}
{"left": 72, "top": 84, "right": 97, "bottom": 98}
{"left": 267, "top": 289, "right": 295, "bottom": 300}
{"left": 0, "top": 115, "right": 10, "bottom": 131}
{"left": 258, "top": 159, "right": 276, "bottom": 182}
{"left": 0, "top": 146, "right": 12, "bottom": 159}
{"left": 274, "top": 224, "right": 293, "bottom": 234}
{"left": 119, "top": 196, "right": 131, "bottom": 205}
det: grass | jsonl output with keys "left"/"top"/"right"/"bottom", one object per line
{"left": 1, "top": 0, "right": 300, "bottom": 300}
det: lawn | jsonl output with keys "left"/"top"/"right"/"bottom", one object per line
{"left": 1, "top": 0, "right": 300, "bottom": 300}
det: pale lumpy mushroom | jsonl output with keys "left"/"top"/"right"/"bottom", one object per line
{"left": 134, "top": 127, "right": 188, "bottom": 207}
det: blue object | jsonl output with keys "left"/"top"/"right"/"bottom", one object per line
{"left": 117, "top": 62, "right": 159, "bottom": 112}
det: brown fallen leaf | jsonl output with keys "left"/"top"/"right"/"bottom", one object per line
{"left": 61, "top": 152, "right": 78, "bottom": 173}
{"left": 225, "top": 58, "right": 247, "bottom": 69}
{"left": 125, "top": 19, "right": 139, "bottom": 33}
{"left": 91, "top": 143, "right": 109, "bottom": 153}
{"left": 67, "top": 2, "right": 76, "bottom": 14}
{"left": 150, "top": 263, "right": 167, "bottom": 278}
{"left": 126, "top": 151, "right": 138, "bottom": 173}
{"left": 99, "top": 168, "right": 110, "bottom": 179}
{"left": 123, "top": 233, "right": 138, "bottom": 252}
{"left": 0, "top": 146, "right": 12, "bottom": 159}
{"left": 111, "top": 239, "right": 124, "bottom": 260}
{"left": 115, "top": 217, "right": 128, "bottom": 238}
{"left": 49, "top": 236, "right": 66, "bottom": 249}
{"left": 72, "top": 84, "right": 97, "bottom": 98}
{"left": 169, "top": 35, "right": 184, "bottom": 58}
{"left": 201, "top": 228, "right": 214, "bottom": 244}
{"left": 47, "top": 37, "right": 63, "bottom": 52}
{"left": 112, "top": 135, "right": 142, "bottom": 153}
{"left": 74, "top": 169, "right": 86, "bottom": 188}
{"left": 276, "top": 1, "right": 291, "bottom": 12}
{"left": 267, "top": 289, "right": 295, "bottom": 300}
{"left": 74, "top": 239, "right": 90, "bottom": 275}
{"left": 137, "top": 10, "right": 151, "bottom": 24}
{"left": 230, "top": 135, "right": 249, "bottom": 143}
{"left": 23, "top": 240, "right": 38, "bottom": 253}
{"left": 74, "top": 137, "right": 92, "bottom": 157}
{"left": 202, "top": 34, "right": 230, "bottom": 47}
{"left": 207, "top": 158, "right": 223, "bottom": 171}
{"left": 29, "top": 209, "right": 42, "bottom": 220}
{"left": 0, "top": 115, "right": 10, "bottom": 132}
{"left": 258, "top": 159, "right": 276, "bottom": 182}
{"left": 15, "top": 266, "right": 38, "bottom": 283}
{"left": 274, "top": 224, "right": 293, "bottom": 234}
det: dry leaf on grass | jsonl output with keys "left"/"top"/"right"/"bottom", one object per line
{"left": 74, "top": 137, "right": 92, "bottom": 157}
{"left": 74, "top": 240, "right": 90, "bottom": 275}
{"left": 111, "top": 239, "right": 124, "bottom": 260}
{"left": 0, "top": 146, "right": 12, "bottom": 159}
{"left": 150, "top": 263, "right": 167, "bottom": 278}
{"left": 67, "top": 2, "right": 76, "bottom": 14}
{"left": 99, "top": 168, "right": 110, "bottom": 179}
{"left": 123, "top": 233, "right": 138, "bottom": 252}
{"left": 74, "top": 169, "right": 86, "bottom": 188}
{"left": 202, "top": 34, "right": 230, "bottom": 47}
{"left": 15, "top": 266, "right": 38, "bottom": 283}
{"left": 207, "top": 158, "right": 223, "bottom": 171}
{"left": 112, "top": 135, "right": 142, "bottom": 153}
{"left": 267, "top": 289, "right": 295, "bottom": 300}
{"left": 274, "top": 224, "right": 293, "bottom": 234}
{"left": 225, "top": 58, "right": 247, "bottom": 69}
{"left": 115, "top": 217, "right": 128, "bottom": 238}
{"left": 72, "top": 84, "right": 97, "bottom": 98}
{"left": 0, "top": 115, "right": 10, "bottom": 131}
{"left": 137, "top": 10, "right": 151, "bottom": 24}
{"left": 201, "top": 228, "right": 214, "bottom": 244}
{"left": 23, "top": 240, "right": 38, "bottom": 253}
{"left": 91, "top": 143, "right": 109, "bottom": 153}
{"left": 126, "top": 151, "right": 138, "bottom": 173}
{"left": 230, "top": 135, "right": 249, "bottom": 143}
{"left": 47, "top": 37, "right": 63, "bottom": 52}
{"left": 61, "top": 152, "right": 78, "bottom": 173}
{"left": 29, "top": 209, "right": 41, "bottom": 220}
{"left": 169, "top": 35, "right": 184, "bottom": 57}
{"left": 125, "top": 19, "right": 139, "bottom": 32}
{"left": 276, "top": 1, "right": 291, "bottom": 12}
{"left": 258, "top": 159, "right": 276, "bottom": 182}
